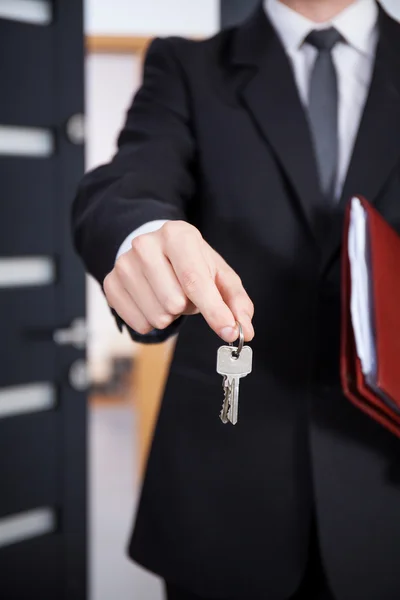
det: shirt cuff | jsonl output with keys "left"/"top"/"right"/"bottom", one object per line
{"left": 116, "top": 220, "right": 169, "bottom": 261}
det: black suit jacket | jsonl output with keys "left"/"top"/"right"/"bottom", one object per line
{"left": 72, "top": 4, "right": 400, "bottom": 599}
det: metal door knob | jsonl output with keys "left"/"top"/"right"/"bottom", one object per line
{"left": 69, "top": 359, "right": 90, "bottom": 392}
{"left": 53, "top": 318, "right": 88, "bottom": 350}
{"left": 66, "top": 113, "right": 85, "bottom": 145}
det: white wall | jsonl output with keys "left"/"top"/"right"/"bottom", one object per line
{"left": 85, "top": 53, "right": 143, "bottom": 381}
{"left": 84, "top": 0, "right": 399, "bottom": 36}
{"left": 85, "top": 0, "right": 220, "bottom": 36}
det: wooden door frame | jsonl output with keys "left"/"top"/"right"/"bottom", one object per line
{"left": 86, "top": 35, "right": 151, "bottom": 59}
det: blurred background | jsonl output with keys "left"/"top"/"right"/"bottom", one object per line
{"left": 0, "top": 1, "right": 400, "bottom": 599}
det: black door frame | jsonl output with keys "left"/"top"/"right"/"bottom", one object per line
{"left": 0, "top": 1, "right": 87, "bottom": 598}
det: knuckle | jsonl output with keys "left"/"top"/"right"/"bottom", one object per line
{"left": 180, "top": 269, "right": 199, "bottom": 293}
{"left": 164, "top": 295, "right": 187, "bottom": 316}
{"left": 151, "top": 313, "right": 173, "bottom": 330}
{"left": 221, "top": 267, "right": 241, "bottom": 289}
{"left": 134, "top": 322, "right": 153, "bottom": 335}
{"left": 115, "top": 255, "right": 130, "bottom": 278}
{"left": 162, "top": 221, "right": 201, "bottom": 245}
{"left": 161, "top": 220, "right": 180, "bottom": 242}
{"left": 131, "top": 234, "right": 149, "bottom": 255}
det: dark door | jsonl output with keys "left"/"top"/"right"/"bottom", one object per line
{"left": 0, "top": 1, "right": 86, "bottom": 598}
{"left": 220, "top": 0, "right": 261, "bottom": 28}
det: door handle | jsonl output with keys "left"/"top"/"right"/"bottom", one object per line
{"left": 65, "top": 113, "right": 85, "bottom": 145}
{"left": 53, "top": 318, "right": 88, "bottom": 350}
{"left": 69, "top": 359, "right": 90, "bottom": 391}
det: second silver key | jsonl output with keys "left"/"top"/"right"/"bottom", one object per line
{"left": 217, "top": 345, "right": 253, "bottom": 424}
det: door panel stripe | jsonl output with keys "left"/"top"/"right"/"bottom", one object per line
{"left": 0, "top": 508, "right": 55, "bottom": 548}
{"left": 0, "top": 0, "right": 52, "bottom": 25}
{"left": 0, "top": 257, "right": 55, "bottom": 288}
{"left": 0, "top": 125, "right": 54, "bottom": 157}
{"left": 0, "top": 383, "right": 55, "bottom": 419}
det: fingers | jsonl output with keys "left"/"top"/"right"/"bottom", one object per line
{"left": 110, "top": 250, "right": 179, "bottom": 331}
{"left": 105, "top": 229, "right": 198, "bottom": 334}
{"left": 216, "top": 268, "right": 254, "bottom": 341}
{"left": 104, "top": 221, "right": 254, "bottom": 344}
{"left": 212, "top": 250, "right": 255, "bottom": 342}
{"left": 103, "top": 271, "right": 152, "bottom": 335}
{"left": 163, "top": 223, "right": 238, "bottom": 342}
{"left": 130, "top": 232, "right": 188, "bottom": 318}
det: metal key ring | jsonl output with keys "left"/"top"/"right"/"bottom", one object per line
{"left": 230, "top": 321, "right": 244, "bottom": 358}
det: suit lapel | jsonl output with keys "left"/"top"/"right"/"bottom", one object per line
{"left": 231, "top": 7, "right": 323, "bottom": 245}
{"left": 320, "top": 7, "right": 400, "bottom": 273}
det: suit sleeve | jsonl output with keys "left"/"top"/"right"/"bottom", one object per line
{"left": 71, "top": 37, "right": 196, "bottom": 342}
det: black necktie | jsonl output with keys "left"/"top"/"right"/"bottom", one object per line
{"left": 305, "top": 28, "right": 343, "bottom": 202}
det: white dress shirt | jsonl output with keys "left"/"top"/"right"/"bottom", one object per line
{"left": 117, "top": 0, "right": 378, "bottom": 259}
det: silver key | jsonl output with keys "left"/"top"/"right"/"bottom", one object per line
{"left": 217, "top": 345, "right": 253, "bottom": 425}
{"left": 228, "top": 374, "right": 240, "bottom": 425}
{"left": 220, "top": 376, "right": 231, "bottom": 424}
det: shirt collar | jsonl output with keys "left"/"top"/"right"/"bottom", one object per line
{"left": 264, "top": 0, "right": 378, "bottom": 55}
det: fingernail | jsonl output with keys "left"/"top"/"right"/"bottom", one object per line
{"left": 220, "top": 326, "right": 237, "bottom": 342}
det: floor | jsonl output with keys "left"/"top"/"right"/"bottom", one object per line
{"left": 89, "top": 402, "right": 164, "bottom": 600}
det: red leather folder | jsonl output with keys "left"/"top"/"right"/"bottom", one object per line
{"left": 341, "top": 195, "right": 400, "bottom": 437}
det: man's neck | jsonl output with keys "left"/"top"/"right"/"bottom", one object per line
{"left": 278, "top": 0, "right": 360, "bottom": 22}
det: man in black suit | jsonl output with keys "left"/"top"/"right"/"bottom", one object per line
{"left": 72, "top": 0, "right": 400, "bottom": 598}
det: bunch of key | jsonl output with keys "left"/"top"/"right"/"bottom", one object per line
{"left": 216, "top": 322, "right": 253, "bottom": 425}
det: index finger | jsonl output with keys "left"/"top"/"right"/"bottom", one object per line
{"left": 165, "top": 227, "right": 238, "bottom": 342}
